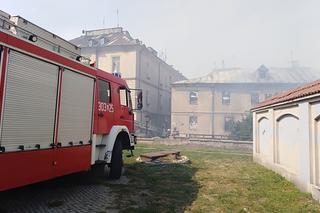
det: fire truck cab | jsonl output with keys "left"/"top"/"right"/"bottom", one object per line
{"left": 0, "top": 10, "right": 141, "bottom": 191}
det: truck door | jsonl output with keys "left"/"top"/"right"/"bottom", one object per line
{"left": 119, "top": 87, "right": 134, "bottom": 131}
{"left": 96, "top": 79, "right": 114, "bottom": 134}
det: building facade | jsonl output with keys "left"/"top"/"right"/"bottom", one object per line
{"left": 71, "top": 28, "right": 186, "bottom": 136}
{"left": 252, "top": 80, "right": 320, "bottom": 201}
{"left": 171, "top": 65, "right": 320, "bottom": 138}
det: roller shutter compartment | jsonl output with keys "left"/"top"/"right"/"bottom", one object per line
{"left": 58, "top": 69, "right": 94, "bottom": 147}
{"left": 1, "top": 50, "right": 58, "bottom": 151}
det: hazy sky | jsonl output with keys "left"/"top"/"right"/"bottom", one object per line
{"left": 2, "top": 0, "right": 320, "bottom": 78}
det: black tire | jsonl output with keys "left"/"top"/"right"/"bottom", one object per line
{"left": 109, "top": 139, "right": 123, "bottom": 179}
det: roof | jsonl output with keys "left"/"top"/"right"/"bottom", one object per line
{"left": 70, "top": 27, "right": 187, "bottom": 81}
{"left": 70, "top": 27, "right": 140, "bottom": 48}
{"left": 253, "top": 79, "right": 320, "bottom": 110}
{"left": 174, "top": 65, "right": 320, "bottom": 84}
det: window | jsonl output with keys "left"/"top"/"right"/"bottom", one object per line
{"left": 120, "top": 88, "right": 127, "bottom": 106}
{"left": 224, "top": 116, "right": 234, "bottom": 132}
{"left": 112, "top": 56, "right": 120, "bottom": 73}
{"left": 222, "top": 91, "right": 230, "bottom": 105}
{"left": 52, "top": 45, "right": 60, "bottom": 52}
{"left": 88, "top": 40, "right": 93, "bottom": 47}
{"left": 189, "top": 115, "right": 198, "bottom": 129}
{"left": 251, "top": 93, "right": 259, "bottom": 105}
{"left": 100, "top": 38, "right": 106, "bottom": 46}
{"left": 189, "top": 91, "right": 198, "bottom": 105}
{"left": 98, "top": 80, "right": 111, "bottom": 103}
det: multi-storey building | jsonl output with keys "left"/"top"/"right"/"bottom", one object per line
{"left": 171, "top": 65, "right": 320, "bottom": 138}
{"left": 70, "top": 28, "right": 186, "bottom": 136}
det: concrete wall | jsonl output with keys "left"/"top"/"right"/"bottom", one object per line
{"left": 253, "top": 98, "right": 320, "bottom": 201}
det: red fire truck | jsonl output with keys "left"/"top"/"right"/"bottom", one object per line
{"left": 0, "top": 11, "right": 142, "bottom": 191}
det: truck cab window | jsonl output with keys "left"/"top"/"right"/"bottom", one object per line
{"left": 98, "top": 79, "right": 111, "bottom": 103}
{"left": 120, "top": 88, "right": 127, "bottom": 106}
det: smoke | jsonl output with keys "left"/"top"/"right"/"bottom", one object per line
{"left": 2, "top": 0, "right": 320, "bottom": 78}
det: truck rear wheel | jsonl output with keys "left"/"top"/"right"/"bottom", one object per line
{"left": 109, "top": 139, "right": 123, "bottom": 179}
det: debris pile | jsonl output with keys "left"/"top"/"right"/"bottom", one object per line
{"left": 136, "top": 150, "right": 190, "bottom": 164}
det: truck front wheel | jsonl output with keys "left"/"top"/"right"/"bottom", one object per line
{"left": 109, "top": 139, "right": 123, "bottom": 179}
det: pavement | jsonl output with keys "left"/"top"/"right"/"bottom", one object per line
{"left": 0, "top": 169, "right": 126, "bottom": 213}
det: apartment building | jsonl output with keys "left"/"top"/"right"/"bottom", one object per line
{"left": 171, "top": 65, "right": 319, "bottom": 138}
{"left": 71, "top": 28, "right": 186, "bottom": 136}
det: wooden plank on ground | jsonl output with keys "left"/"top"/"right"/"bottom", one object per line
{"left": 140, "top": 150, "right": 181, "bottom": 162}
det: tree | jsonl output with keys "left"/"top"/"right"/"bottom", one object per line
{"left": 230, "top": 113, "right": 253, "bottom": 141}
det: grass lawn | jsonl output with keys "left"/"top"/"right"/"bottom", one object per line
{"left": 112, "top": 143, "right": 320, "bottom": 213}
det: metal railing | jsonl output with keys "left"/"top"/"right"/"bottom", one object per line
{"left": 134, "top": 121, "right": 164, "bottom": 136}
{"left": 171, "top": 132, "right": 252, "bottom": 142}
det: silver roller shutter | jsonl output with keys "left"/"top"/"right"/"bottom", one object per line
{"left": 58, "top": 69, "right": 94, "bottom": 146}
{"left": 1, "top": 50, "right": 58, "bottom": 151}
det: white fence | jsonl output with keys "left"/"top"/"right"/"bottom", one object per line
{"left": 253, "top": 100, "right": 320, "bottom": 201}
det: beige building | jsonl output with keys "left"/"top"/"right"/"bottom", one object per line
{"left": 71, "top": 28, "right": 186, "bottom": 136}
{"left": 171, "top": 65, "right": 320, "bottom": 139}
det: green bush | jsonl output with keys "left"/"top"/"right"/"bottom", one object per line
{"left": 230, "top": 113, "right": 253, "bottom": 141}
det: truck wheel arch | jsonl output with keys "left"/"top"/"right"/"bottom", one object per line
{"left": 101, "top": 126, "right": 131, "bottom": 163}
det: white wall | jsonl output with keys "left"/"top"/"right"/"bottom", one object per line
{"left": 257, "top": 117, "right": 272, "bottom": 162}
{"left": 253, "top": 100, "right": 320, "bottom": 200}
{"left": 277, "top": 115, "right": 299, "bottom": 173}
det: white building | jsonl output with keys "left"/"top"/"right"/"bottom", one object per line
{"left": 252, "top": 79, "right": 320, "bottom": 200}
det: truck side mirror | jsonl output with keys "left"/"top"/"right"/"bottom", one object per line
{"left": 136, "top": 90, "right": 143, "bottom": 110}
{"left": 129, "top": 89, "right": 143, "bottom": 110}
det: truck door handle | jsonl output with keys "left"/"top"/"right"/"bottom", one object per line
{"left": 98, "top": 112, "right": 104, "bottom": 117}
{"left": 120, "top": 115, "right": 124, "bottom": 119}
